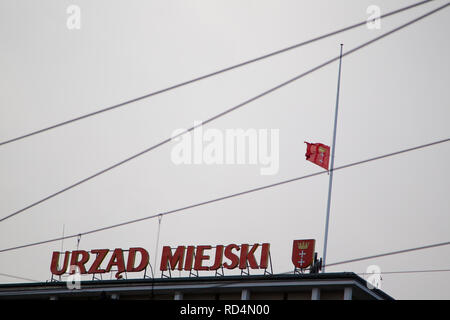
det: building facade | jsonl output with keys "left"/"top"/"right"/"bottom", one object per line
{"left": 0, "top": 272, "right": 393, "bottom": 300}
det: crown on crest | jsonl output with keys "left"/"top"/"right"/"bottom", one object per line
{"left": 297, "top": 241, "right": 309, "bottom": 250}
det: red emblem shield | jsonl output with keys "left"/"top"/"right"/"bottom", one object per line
{"left": 292, "top": 239, "right": 315, "bottom": 269}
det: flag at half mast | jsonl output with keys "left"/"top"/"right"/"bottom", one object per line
{"left": 305, "top": 142, "right": 330, "bottom": 170}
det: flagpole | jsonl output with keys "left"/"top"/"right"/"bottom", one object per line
{"left": 322, "top": 44, "right": 344, "bottom": 273}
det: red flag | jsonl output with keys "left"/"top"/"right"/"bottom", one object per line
{"left": 305, "top": 142, "right": 330, "bottom": 170}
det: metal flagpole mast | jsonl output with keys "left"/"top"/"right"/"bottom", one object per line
{"left": 322, "top": 44, "right": 344, "bottom": 273}
{"left": 60, "top": 224, "right": 65, "bottom": 253}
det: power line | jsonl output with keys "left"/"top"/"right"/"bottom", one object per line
{"left": 0, "top": 137, "right": 447, "bottom": 254}
{"left": 326, "top": 241, "right": 450, "bottom": 268}
{"left": 356, "top": 269, "right": 450, "bottom": 276}
{"left": 1, "top": 4, "right": 447, "bottom": 225}
{"left": 0, "top": 0, "right": 437, "bottom": 147}
{"left": 0, "top": 272, "right": 40, "bottom": 283}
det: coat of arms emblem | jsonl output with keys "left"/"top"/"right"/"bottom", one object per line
{"left": 292, "top": 239, "right": 315, "bottom": 269}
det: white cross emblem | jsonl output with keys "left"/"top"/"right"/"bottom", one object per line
{"left": 298, "top": 250, "right": 307, "bottom": 266}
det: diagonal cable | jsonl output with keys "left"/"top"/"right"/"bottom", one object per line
{"left": 0, "top": 0, "right": 437, "bottom": 147}
{"left": 1, "top": 3, "right": 448, "bottom": 224}
{"left": 0, "top": 137, "right": 447, "bottom": 253}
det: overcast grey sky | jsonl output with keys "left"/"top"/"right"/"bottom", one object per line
{"left": 0, "top": 0, "right": 449, "bottom": 299}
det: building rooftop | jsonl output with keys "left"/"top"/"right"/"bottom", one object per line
{"left": 0, "top": 272, "right": 394, "bottom": 300}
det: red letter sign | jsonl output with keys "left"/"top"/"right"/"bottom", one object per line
{"left": 127, "top": 247, "right": 149, "bottom": 272}
{"left": 50, "top": 251, "right": 70, "bottom": 275}
{"left": 160, "top": 246, "right": 185, "bottom": 271}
